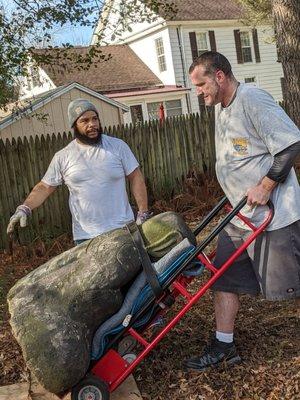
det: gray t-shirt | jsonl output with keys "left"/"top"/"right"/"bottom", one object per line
{"left": 215, "top": 83, "right": 300, "bottom": 231}
{"left": 42, "top": 134, "right": 139, "bottom": 240}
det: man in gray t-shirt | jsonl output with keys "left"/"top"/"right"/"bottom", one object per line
{"left": 7, "top": 99, "right": 151, "bottom": 242}
{"left": 184, "top": 51, "right": 300, "bottom": 371}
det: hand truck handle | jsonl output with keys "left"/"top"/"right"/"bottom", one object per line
{"left": 194, "top": 196, "right": 274, "bottom": 236}
{"left": 162, "top": 196, "right": 274, "bottom": 290}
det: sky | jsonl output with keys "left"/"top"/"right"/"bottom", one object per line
{"left": 52, "top": 24, "right": 95, "bottom": 47}
{"left": 3, "top": 0, "right": 99, "bottom": 47}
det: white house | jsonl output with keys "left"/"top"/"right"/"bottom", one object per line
{"left": 92, "top": 0, "right": 284, "bottom": 114}
{"left": 19, "top": 45, "right": 190, "bottom": 125}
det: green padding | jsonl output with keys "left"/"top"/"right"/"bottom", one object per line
{"left": 140, "top": 211, "right": 196, "bottom": 258}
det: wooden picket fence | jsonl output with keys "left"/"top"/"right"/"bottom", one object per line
{"left": 0, "top": 111, "right": 215, "bottom": 249}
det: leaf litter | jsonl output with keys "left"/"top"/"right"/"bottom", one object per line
{"left": 0, "top": 176, "right": 299, "bottom": 399}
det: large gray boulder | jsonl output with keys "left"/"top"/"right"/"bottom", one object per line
{"left": 8, "top": 212, "right": 196, "bottom": 394}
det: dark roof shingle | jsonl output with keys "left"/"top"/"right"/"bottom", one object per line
{"left": 158, "top": 0, "right": 244, "bottom": 21}
{"left": 39, "top": 45, "right": 162, "bottom": 92}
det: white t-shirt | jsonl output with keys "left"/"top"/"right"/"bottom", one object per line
{"left": 215, "top": 83, "right": 300, "bottom": 231}
{"left": 42, "top": 134, "right": 139, "bottom": 240}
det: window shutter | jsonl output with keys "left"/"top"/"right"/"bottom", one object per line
{"left": 189, "top": 32, "right": 199, "bottom": 61}
{"left": 234, "top": 29, "right": 243, "bottom": 64}
{"left": 208, "top": 31, "right": 217, "bottom": 52}
{"left": 252, "top": 28, "right": 261, "bottom": 63}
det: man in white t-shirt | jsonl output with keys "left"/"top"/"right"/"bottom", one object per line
{"left": 184, "top": 52, "right": 300, "bottom": 371}
{"left": 7, "top": 99, "right": 151, "bottom": 244}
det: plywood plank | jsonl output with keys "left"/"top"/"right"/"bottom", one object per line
{"left": 0, "top": 375, "right": 142, "bottom": 400}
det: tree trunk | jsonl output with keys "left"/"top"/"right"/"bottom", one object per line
{"left": 271, "top": 0, "right": 300, "bottom": 127}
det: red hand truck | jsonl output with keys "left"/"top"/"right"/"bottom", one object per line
{"left": 71, "top": 196, "right": 274, "bottom": 400}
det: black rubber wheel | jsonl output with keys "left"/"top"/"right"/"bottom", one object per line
{"left": 71, "top": 375, "right": 110, "bottom": 400}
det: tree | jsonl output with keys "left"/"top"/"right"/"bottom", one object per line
{"left": 236, "top": 0, "right": 272, "bottom": 26}
{"left": 236, "top": 0, "right": 300, "bottom": 127}
{"left": 0, "top": 0, "right": 175, "bottom": 109}
{"left": 271, "top": 0, "right": 300, "bottom": 127}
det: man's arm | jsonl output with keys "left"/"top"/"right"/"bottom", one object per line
{"left": 23, "top": 181, "right": 57, "bottom": 210}
{"left": 247, "top": 141, "right": 300, "bottom": 206}
{"left": 127, "top": 168, "right": 148, "bottom": 212}
{"left": 7, "top": 181, "right": 56, "bottom": 234}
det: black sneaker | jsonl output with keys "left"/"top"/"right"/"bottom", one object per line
{"left": 183, "top": 338, "right": 241, "bottom": 371}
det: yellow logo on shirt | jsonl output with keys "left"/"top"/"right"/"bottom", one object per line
{"left": 232, "top": 138, "right": 249, "bottom": 156}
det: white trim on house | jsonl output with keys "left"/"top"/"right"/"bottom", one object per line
{"left": 93, "top": 18, "right": 249, "bottom": 46}
{"left": 93, "top": 19, "right": 167, "bottom": 45}
{"left": 0, "top": 82, "right": 129, "bottom": 131}
{"left": 112, "top": 89, "right": 190, "bottom": 124}
{"left": 166, "top": 19, "right": 245, "bottom": 27}
{"left": 69, "top": 83, "right": 129, "bottom": 111}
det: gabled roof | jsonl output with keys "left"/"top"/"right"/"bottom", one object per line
{"left": 158, "top": 0, "right": 244, "bottom": 21}
{"left": 37, "top": 45, "right": 163, "bottom": 93}
{"left": 0, "top": 82, "right": 129, "bottom": 130}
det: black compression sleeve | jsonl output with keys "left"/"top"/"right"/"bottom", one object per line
{"left": 266, "top": 141, "right": 300, "bottom": 183}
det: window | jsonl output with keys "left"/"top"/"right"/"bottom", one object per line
{"left": 240, "top": 32, "right": 252, "bottom": 63}
{"left": 155, "top": 37, "right": 167, "bottom": 72}
{"left": 244, "top": 76, "right": 257, "bottom": 86}
{"left": 147, "top": 100, "right": 182, "bottom": 120}
{"left": 196, "top": 32, "right": 208, "bottom": 56}
{"left": 147, "top": 102, "right": 160, "bottom": 120}
{"left": 130, "top": 105, "right": 144, "bottom": 124}
{"left": 165, "top": 100, "right": 182, "bottom": 117}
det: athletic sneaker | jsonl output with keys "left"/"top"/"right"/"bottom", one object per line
{"left": 183, "top": 338, "right": 241, "bottom": 371}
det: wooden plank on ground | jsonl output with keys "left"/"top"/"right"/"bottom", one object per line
{"left": 0, "top": 375, "right": 142, "bottom": 400}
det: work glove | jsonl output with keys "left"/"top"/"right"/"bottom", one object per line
{"left": 136, "top": 210, "right": 153, "bottom": 225}
{"left": 7, "top": 205, "right": 32, "bottom": 234}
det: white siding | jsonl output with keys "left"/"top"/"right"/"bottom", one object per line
{"left": 92, "top": 0, "right": 165, "bottom": 45}
{"left": 92, "top": 2, "right": 284, "bottom": 115}
{"left": 169, "top": 24, "right": 283, "bottom": 113}
{"left": 168, "top": 27, "right": 191, "bottom": 89}
{"left": 214, "top": 25, "right": 283, "bottom": 98}
{"left": 129, "top": 27, "right": 176, "bottom": 85}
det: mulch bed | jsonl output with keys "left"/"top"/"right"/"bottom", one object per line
{"left": 0, "top": 180, "right": 299, "bottom": 399}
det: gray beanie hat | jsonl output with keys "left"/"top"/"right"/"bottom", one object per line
{"left": 68, "top": 99, "right": 99, "bottom": 128}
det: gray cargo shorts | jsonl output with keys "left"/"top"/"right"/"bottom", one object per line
{"left": 212, "top": 220, "right": 300, "bottom": 300}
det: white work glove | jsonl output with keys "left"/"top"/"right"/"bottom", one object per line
{"left": 136, "top": 210, "right": 153, "bottom": 225}
{"left": 7, "top": 205, "right": 32, "bottom": 234}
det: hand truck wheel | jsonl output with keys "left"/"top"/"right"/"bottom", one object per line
{"left": 71, "top": 375, "right": 110, "bottom": 400}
